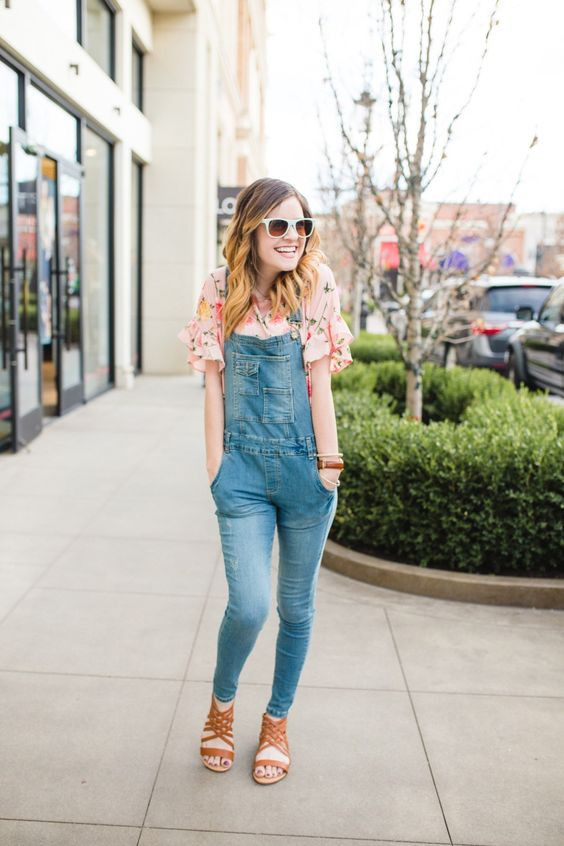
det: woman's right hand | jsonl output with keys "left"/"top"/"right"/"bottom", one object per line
{"left": 207, "top": 452, "right": 224, "bottom": 485}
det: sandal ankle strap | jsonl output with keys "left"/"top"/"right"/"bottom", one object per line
{"left": 257, "top": 712, "right": 289, "bottom": 757}
{"left": 202, "top": 697, "right": 235, "bottom": 750}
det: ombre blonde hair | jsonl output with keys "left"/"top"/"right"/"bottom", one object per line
{"left": 221, "top": 177, "right": 326, "bottom": 339}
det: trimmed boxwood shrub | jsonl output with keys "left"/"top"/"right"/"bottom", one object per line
{"left": 349, "top": 331, "right": 401, "bottom": 363}
{"left": 331, "top": 371, "right": 564, "bottom": 577}
{"left": 333, "top": 360, "right": 516, "bottom": 423}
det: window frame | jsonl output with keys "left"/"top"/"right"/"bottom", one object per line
{"left": 131, "top": 36, "right": 144, "bottom": 112}
{"left": 78, "top": 0, "right": 117, "bottom": 81}
{"left": 131, "top": 157, "right": 143, "bottom": 372}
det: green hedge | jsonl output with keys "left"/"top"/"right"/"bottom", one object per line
{"left": 333, "top": 360, "right": 516, "bottom": 423}
{"left": 349, "top": 331, "right": 401, "bottom": 363}
{"left": 331, "top": 369, "right": 564, "bottom": 576}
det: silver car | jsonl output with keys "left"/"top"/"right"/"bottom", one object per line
{"left": 422, "top": 276, "right": 557, "bottom": 372}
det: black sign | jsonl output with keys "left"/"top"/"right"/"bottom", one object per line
{"left": 217, "top": 186, "right": 244, "bottom": 222}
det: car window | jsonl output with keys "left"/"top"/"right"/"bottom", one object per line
{"left": 538, "top": 285, "right": 564, "bottom": 326}
{"left": 477, "top": 286, "right": 552, "bottom": 315}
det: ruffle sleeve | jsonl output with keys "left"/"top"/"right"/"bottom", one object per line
{"left": 303, "top": 266, "right": 354, "bottom": 374}
{"left": 177, "top": 273, "right": 225, "bottom": 373}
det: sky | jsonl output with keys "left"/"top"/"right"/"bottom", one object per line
{"left": 265, "top": 0, "right": 564, "bottom": 215}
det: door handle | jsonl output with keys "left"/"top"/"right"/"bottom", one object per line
{"left": 64, "top": 257, "right": 71, "bottom": 350}
{"left": 1, "top": 245, "right": 7, "bottom": 369}
{"left": 10, "top": 248, "right": 29, "bottom": 369}
{"left": 51, "top": 261, "right": 72, "bottom": 349}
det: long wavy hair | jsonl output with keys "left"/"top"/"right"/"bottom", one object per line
{"left": 221, "top": 177, "right": 326, "bottom": 339}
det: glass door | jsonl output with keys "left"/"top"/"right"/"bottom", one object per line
{"left": 8, "top": 128, "right": 85, "bottom": 452}
{"left": 56, "top": 159, "right": 83, "bottom": 412}
{"left": 8, "top": 127, "right": 42, "bottom": 450}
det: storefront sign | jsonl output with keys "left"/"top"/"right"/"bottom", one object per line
{"left": 217, "top": 186, "right": 244, "bottom": 222}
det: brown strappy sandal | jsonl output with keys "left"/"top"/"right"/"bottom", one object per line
{"left": 200, "top": 694, "right": 235, "bottom": 773}
{"left": 252, "top": 712, "right": 290, "bottom": 785}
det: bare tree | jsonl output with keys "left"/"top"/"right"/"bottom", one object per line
{"left": 319, "top": 0, "right": 537, "bottom": 421}
{"left": 317, "top": 87, "right": 387, "bottom": 338}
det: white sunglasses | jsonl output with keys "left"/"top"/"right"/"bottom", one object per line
{"left": 260, "top": 218, "right": 316, "bottom": 239}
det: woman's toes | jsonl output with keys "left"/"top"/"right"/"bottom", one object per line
{"left": 221, "top": 758, "right": 231, "bottom": 768}
{"left": 255, "top": 765, "right": 265, "bottom": 776}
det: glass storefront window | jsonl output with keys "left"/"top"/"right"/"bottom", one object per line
{"left": 132, "top": 40, "right": 144, "bottom": 111}
{"left": 0, "top": 60, "right": 19, "bottom": 144}
{"left": 86, "top": 0, "right": 115, "bottom": 78}
{"left": 36, "top": 0, "right": 78, "bottom": 40}
{"left": 83, "top": 128, "right": 112, "bottom": 399}
{"left": 0, "top": 60, "right": 20, "bottom": 450}
{"left": 27, "top": 85, "right": 78, "bottom": 163}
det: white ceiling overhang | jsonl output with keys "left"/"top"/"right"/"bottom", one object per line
{"left": 146, "top": 0, "right": 197, "bottom": 12}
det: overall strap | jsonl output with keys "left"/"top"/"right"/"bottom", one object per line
{"left": 224, "top": 265, "right": 230, "bottom": 301}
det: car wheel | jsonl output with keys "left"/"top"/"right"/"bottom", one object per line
{"left": 507, "top": 350, "right": 523, "bottom": 388}
{"left": 444, "top": 344, "right": 457, "bottom": 369}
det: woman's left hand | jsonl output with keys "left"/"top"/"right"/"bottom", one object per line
{"left": 318, "top": 467, "right": 341, "bottom": 491}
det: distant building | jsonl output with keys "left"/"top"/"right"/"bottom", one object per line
{"left": 0, "top": 0, "right": 267, "bottom": 452}
{"left": 317, "top": 199, "right": 564, "bottom": 309}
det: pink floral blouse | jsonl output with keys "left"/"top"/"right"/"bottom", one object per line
{"left": 177, "top": 263, "right": 354, "bottom": 402}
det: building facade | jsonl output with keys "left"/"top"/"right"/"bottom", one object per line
{"left": 0, "top": 0, "right": 266, "bottom": 452}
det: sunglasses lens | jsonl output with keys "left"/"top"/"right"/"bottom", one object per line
{"left": 267, "top": 219, "right": 288, "bottom": 237}
{"left": 296, "top": 219, "right": 314, "bottom": 237}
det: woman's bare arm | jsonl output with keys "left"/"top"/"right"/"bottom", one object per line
{"left": 204, "top": 360, "right": 225, "bottom": 482}
{"left": 310, "top": 356, "right": 342, "bottom": 488}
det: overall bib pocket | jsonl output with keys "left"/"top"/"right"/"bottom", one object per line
{"left": 233, "top": 353, "right": 294, "bottom": 423}
{"left": 234, "top": 359, "right": 259, "bottom": 395}
{"left": 263, "top": 387, "right": 294, "bottom": 423}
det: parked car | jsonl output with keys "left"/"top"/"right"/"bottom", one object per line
{"left": 505, "top": 279, "right": 564, "bottom": 396}
{"left": 380, "top": 289, "right": 434, "bottom": 341}
{"left": 422, "top": 276, "right": 558, "bottom": 372}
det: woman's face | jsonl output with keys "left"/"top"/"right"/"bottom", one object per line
{"left": 254, "top": 195, "right": 307, "bottom": 282}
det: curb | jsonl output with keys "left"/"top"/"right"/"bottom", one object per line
{"left": 322, "top": 540, "right": 564, "bottom": 609}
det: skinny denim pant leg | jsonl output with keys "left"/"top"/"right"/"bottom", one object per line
{"left": 266, "top": 489, "right": 338, "bottom": 717}
{"left": 212, "top": 501, "right": 277, "bottom": 705}
{"left": 211, "top": 450, "right": 338, "bottom": 718}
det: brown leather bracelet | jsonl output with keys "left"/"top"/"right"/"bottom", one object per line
{"left": 317, "top": 459, "right": 345, "bottom": 469}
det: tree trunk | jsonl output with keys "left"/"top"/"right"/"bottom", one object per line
{"left": 351, "top": 274, "right": 363, "bottom": 337}
{"left": 405, "top": 304, "right": 423, "bottom": 421}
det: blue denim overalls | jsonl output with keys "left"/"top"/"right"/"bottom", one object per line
{"left": 210, "top": 271, "right": 338, "bottom": 718}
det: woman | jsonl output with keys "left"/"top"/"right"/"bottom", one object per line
{"left": 177, "top": 177, "right": 353, "bottom": 785}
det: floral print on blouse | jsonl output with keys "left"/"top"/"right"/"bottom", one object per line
{"left": 177, "top": 263, "right": 354, "bottom": 402}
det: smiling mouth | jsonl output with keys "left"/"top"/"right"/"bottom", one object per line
{"left": 274, "top": 247, "right": 297, "bottom": 256}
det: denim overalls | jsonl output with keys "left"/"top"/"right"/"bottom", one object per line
{"left": 210, "top": 277, "right": 338, "bottom": 718}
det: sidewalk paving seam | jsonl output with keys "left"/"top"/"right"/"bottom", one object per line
{"left": 2, "top": 668, "right": 563, "bottom": 700}
{"left": 317, "top": 589, "right": 564, "bottom": 630}
{"left": 383, "top": 607, "right": 454, "bottom": 846}
{"left": 0, "top": 817, "right": 503, "bottom": 846}
{"left": 134, "top": 548, "right": 223, "bottom": 846}
{"left": 141, "top": 825, "right": 454, "bottom": 844}
{"left": 0, "top": 424, "right": 170, "bottom": 628}
{"left": 27, "top": 586, "right": 216, "bottom": 599}
{"left": 0, "top": 816, "right": 140, "bottom": 831}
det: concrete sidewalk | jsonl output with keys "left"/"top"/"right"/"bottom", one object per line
{"left": 0, "top": 375, "right": 562, "bottom": 846}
